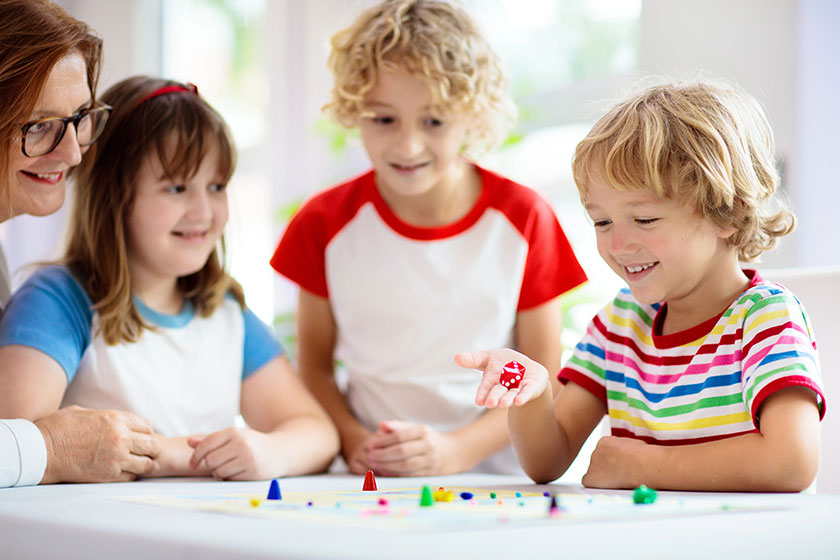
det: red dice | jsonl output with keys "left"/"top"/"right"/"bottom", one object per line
{"left": 500, "top": 361, "right": 525, "bottom": 389}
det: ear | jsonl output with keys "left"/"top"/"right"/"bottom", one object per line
{"left": 717, "top": 198, "right": 746, "bottom": 239}
{"left": 716, "top": 223, "right": 738, "bottom": 240}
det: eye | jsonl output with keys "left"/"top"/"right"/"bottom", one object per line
{"left": 424, "top": 117, "right": 444, "bottom": 127}
{"left": 28, "top": 121, "right": 49, "bottom": 134}
{"left": 165, "top": 184, "right": 187, "bottom": 194}
{"left": 592, "top": 219, "right": 611, "bottom": 228}
{"left": 25, "top": 119, "right": 59, "bottom": 139}
{"left": 635, "top": 218, "right": 659, "bottom": 225}
{"left": 371, "top": 116, "right": 394, "bottom": 125}
{"left": 209, "top": 183, "right": 227, "bottom": 192}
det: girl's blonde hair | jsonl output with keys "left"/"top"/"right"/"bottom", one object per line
{"left": 573, "top": 79, "right": 794, "bottom": 262}
{"left": 65, "top": 76, "right": 244, "bottom": 345}
{"left": 324, "top": 0, "right": 516, "bottom": 156}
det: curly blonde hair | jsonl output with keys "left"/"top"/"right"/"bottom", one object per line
{"left": 324, "top": 0, "right": 516, "bottom": 156}
{"left": 572, "top": 79, "right": 794, "bottom": 262}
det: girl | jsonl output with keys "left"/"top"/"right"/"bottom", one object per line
{"left": 271, "top": 0, "right": 587, "bottom": 476}
{"left": 458, "top": 80, "right": 825, "bottom": 491}
{"left": 0, "top": 76, "right": 339, "bottom": 480}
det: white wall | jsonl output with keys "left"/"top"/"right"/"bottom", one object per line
{"left": 639, "top": 0, "right": 840, "bottom": 268}
{"left": 62, "top": 0, "right": 162, "bottom": 90}
{"left": 795, "top": 0, "right": 840, "bottom": 267}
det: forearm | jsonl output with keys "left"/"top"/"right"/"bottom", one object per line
{"left": 508, "top": 388, "right": 571, "bottom": 483}
{"left": 591, "top": 388, "right": 822, "bottom": 492}
{"left": 446, "top": 408, "right": 511, "bottom": 472}
{"left": 260, "top": 413, "right": 340, "bottom": 476}
{"left": 514, "top": 299, "right": 565, "bottom": 399}
{"left": 626, "top": 433, "right": 818, "bottom": 492}
{"left": 150, "top": 436, "right": 213, "bottom": 478}
{"left": 303, "top": 370, "right": 368, "bottom": 459}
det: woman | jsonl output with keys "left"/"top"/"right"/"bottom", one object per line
{"left": 0, "top": 0, "right": 159, "bottom": 487}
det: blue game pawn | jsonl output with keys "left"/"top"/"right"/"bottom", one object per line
{"left": 267, "top": 479, "right": 282, "bottom": 500}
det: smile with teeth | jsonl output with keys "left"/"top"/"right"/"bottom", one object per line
{"left": 391, "top": 162, "right": 427, "bottom": 171}
{"left": 24, "top": 171, "right": 63, "bottom": 182}
{"left": 625, "top": 262, "right": 657, "bottom": 273}
{"left": 173, "top": 230, "right": 208, "bottom": 239}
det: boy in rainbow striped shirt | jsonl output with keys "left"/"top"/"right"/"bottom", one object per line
{"left": 456, "top": 80, "right": 826, "bottom": 492}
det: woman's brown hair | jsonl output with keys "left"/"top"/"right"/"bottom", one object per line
{"left": 0, "top": 0, "right": 102, "bottom": 207}
{"left": 66, "top": 76, "right": 244, "bottom": 345}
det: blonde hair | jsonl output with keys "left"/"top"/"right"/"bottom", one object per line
{"left": 324, "top": 0, "right": 516, "bottom": 156}
{"left": 65, "top": 76, "right": 244, "bottom": 345}
{"left": 573, "top": 79, "right": 794, "bottom": 262}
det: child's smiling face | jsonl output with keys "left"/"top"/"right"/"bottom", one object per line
{"left": 125, "top": 139, "right": 228, "bottom": 290}
{"left": 358, "top": 65, "right": 471, "bottom": 202}
{"left": 583, "top": 173, "right": 738, "bottom": 310}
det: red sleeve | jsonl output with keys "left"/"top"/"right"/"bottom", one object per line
{"left": 481, "top": 168, "right": 587, "bottom": 311}
{"left": 269, "top": 172, "right": 373, "bottom": 298}
{"left": 558, "top": 367, "right": 608, "bottom": 403}
{"left": 518, "top": 195, "right": 587, "bottom": 310}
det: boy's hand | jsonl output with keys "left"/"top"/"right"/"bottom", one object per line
{"left": 455, "top": 349, "right": 549, "bottom": 408}
{"left": 366, "top": 420, "right": 461, "bottom": 476}
{"left": 582, "top": 435, "right": 649, "bottom": 489}
{"left": 187, "top": 427, "right": 271, "bottom": 480}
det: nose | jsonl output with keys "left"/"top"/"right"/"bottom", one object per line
{"left": 50, "top": 124, "right": 83, "bottom": 167}
{"left": 392, "top": 123, "right": 424, "bottom": 159}
{"left": 186, "top": 188, "right": 213, "bottom": 221}
{"left": 608, "top": 223, "right": 637, "bottom": 255}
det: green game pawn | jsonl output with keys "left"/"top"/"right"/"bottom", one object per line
{"left": 419, "top": 485, "right": 434, "bottom": 507}
{"left": 632, "top": 484, "right": 657, "bottom": 504}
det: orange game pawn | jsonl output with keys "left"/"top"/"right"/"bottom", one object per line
{"left": 363, "top": 469, "right": 377, "bottom": 491}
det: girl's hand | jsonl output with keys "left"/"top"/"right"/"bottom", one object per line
{"left": 366, "top": 420, "right": 462, "bottom": 476}
{"left": 187, "top": 427, "right": 273, "bottom": 480}
{"left": 454, "top": 349, "right": 549, "bottom": 408}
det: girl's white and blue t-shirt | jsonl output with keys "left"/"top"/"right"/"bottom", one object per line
{"left": 0, "top": 266, "right": 281, "bottom": 437}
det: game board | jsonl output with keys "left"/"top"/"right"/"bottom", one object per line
{"left": 119, "top": 485, "right": 783, "bottom": 532}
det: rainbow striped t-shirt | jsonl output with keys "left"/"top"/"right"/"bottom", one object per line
{"left": 559, "top": 270, "right": 825, "bottom": 445}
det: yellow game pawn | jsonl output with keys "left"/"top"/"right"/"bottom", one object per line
{"left": 433, "top": 489, "right": 455, "bottom": 502}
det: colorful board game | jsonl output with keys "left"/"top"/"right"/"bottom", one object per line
{"left": 119, "top": 480, "right": 781, "bottom": 532}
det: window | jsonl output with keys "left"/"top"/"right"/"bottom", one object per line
{"left": 162, "top": 0, "right": 274, "bottom": 325}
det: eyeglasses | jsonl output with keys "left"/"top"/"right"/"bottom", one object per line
{"left": 20, "top": 104, "right": 112, "bottom": 157}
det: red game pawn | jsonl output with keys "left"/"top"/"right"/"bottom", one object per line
{"left": 500, "top": 361, "right": 525, "bottom": 389}
{"left": 363, "top": 469, "right": 378, "bottom": 491}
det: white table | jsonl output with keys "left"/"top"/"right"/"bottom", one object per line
{"left": 1, "top": 473, "right": 838, "bottom": 560}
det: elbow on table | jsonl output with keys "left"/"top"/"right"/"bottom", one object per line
{"left": 761, "top": 443, "right": 821, "bottom": 493}
{"left": 314, "top": 416, "right": 341, "bottom": 469}
{"left": 523, "top": 464, "right": 564, "bottom": 485}
{"left": 774, "top": 455, "right": 820, "bottom": 493}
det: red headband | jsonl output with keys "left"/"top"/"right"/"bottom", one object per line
{"left": 135, "top": 82, "right": 199, "bottom": 107}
